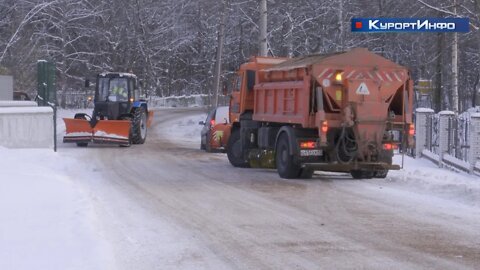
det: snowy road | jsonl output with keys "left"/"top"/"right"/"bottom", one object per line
{"left": 60, "top": 108, "right": 480, "bottom": 270}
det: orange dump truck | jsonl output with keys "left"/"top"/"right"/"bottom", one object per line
{"left": 226, "top": 48, "right": 413, "bottom": 179}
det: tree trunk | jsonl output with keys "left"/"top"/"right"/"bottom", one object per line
{"left": 338, "top": 0, "right": 344, "bottom": 51}
{"left": 259, "top": 0, "right": 268, "bottom": 56}
{"left": 451, "top": 0, "right": 459, "bottom": 113}
{"left": 435, "top": 33, "right": 443, "bottom": 112}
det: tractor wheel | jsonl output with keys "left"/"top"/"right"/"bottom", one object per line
{"left": 351, "top": 170, "right": 374, "bottom": 179}
{"left": 227, "top": 128, "right": 249, "bottom": 167}
{"left": 275, "top": 133, "right": 303, "bottom": 179}
{"left": 373, "top": 170, "right": 389, "bottom": 178}
{"left": 131, "top": 107, "right": 147, "bottom": 144}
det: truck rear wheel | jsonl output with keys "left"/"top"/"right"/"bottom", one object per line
{"left": 227, "top": 129, "right": 249, "bottom": 168}
{"left": 373, "top": 170, "right": 388, "bottom": 178}
{"left": 351, "top": 170, "right": 374, "bottom": 179}
{"left": 276, "top": 133, "right": 303, "bottom": 179}
{"left": 298, "top": 168, "right": 314, "bottom": 179}
{"left": 132, "top": 107, "right": 147, "bottom": 144}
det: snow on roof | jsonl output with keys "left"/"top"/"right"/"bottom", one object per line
{"left": 264, "top": 52, "right": 341, "bottom": 71}
{"left": 255, "top": 57, "right": 288, "bottom": 65}
{"left": 0, "top": 106, "right": 52, "bottom": 114}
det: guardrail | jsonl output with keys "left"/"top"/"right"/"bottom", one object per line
{"left": 0, "top": 101, "right": 54, "bottom": 149}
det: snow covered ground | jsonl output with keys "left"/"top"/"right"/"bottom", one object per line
{"left": 0, "top": 108, "right": 479, "bottom": 269}
{"left": 0, "top": 147, "right": 115, "bottom": 270}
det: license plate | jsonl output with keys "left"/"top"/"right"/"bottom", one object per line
{"left": 300, "top": 149, "right": 323, "bottom": 157}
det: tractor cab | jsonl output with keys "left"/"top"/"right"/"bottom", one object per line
{"left": 63, "top": 71, "right": 153, "bottom": 147}
{"left": 93, "top": 72, "right": 138, "bottom": 121}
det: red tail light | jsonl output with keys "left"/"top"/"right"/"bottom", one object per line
{"left": 408, "top": 123, "right": 415, "bottom": 136}
{"left": 300, "top": 141, "right": 316, "bottom": 149}
{"left": 383, "top": 143, "right": 398, "bottom": 151}
{"left": 210, "top": 119, "right": 215, "bottom": 127}
{"left": 321, "top": 121, "right": 328, "bottom": 133}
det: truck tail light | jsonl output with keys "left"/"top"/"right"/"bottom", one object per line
{"left": 300, "top": 141, "right": 316, "bottom": 149}
{"left": 408, "top": 123, "right": 415, "bottom": 136}
{"left": 321, "top": 121, "right": 328, "bottom": 133}
{"left": 210, "top": 119, "right": 215, "bottom": 127}
{"left": 383, "top": 143, "right": 398, "bottom": 151}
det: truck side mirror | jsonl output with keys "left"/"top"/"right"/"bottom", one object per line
{"left": 85, "top": 79, "right": 90, "bottom": 88}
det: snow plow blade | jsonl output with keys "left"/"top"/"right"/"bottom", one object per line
{"left": 63, "top": 118, "right": 93, "bottom": 143}
{"left": 147, "top": 111, "right": 154, "bottom": 128}
{"left": 92, "top": 120, "right": 131, "bottom": 144}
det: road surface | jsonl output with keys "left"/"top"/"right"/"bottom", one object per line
{"left": 61, "top": 108, "right": 480, "bottom": 270}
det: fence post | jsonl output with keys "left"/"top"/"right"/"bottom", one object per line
{"left": 469, "top": 113, "right": 480, "bottom": 173}
{"left": 415, "top": 108, "right": 434, "bottom": 158}
{"left": 438, "top": 111, "right": 455, "bottom": 167}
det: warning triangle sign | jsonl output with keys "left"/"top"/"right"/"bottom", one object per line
{"left": 355, "top": 82, "right": 370, "bottom": 95}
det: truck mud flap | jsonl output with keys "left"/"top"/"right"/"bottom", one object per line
{"left": 92, "top": 120, "right": 131, "bottom": 144}
{"left": 302, "top": 162, "right": 401, "bottom": 172}
{"left": 63, "top": 118, "right": 93, "bottom": 143}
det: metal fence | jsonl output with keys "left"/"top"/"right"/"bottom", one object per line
{"left": 417, "top": 108, "right": 480, "bottom": 174}
{"left": 425, "top": 114, "right": 471, "bottom": 163}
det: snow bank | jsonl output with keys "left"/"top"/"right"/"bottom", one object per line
{"left": 0, "top": 147, "right": 115, "bottom": 270}
{"left": 148, "top": 94, "right": 229, "bottom": 108}
{"left": 389, "top": 155, "right": 480, "bottom": 207}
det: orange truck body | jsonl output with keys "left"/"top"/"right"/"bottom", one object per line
{"left": 226, "top": 48, "right": 413, "bottom": 179}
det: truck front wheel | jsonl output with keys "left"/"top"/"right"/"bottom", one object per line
{"left": 276, "top": 133, "right": 303, "bottom": 179}
{"left": 227, "top": 128, "right": 249, "bottom": 168}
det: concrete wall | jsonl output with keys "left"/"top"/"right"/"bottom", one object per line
{"left": 0, "top": 106, "right": 53, "bottom": 149}
{"left": 0, "top": 75, "right": 13, "bottom": 100}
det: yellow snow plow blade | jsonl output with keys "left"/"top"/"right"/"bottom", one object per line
{"left": 63, "top": 118, "right": 93, "bottom": 143}
{"left": 92, "top": 120, "right": 131, "bottom": 144}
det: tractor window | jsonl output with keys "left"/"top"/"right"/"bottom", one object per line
{"left": 98, "top": 78, "right": 129, "bottom": 102}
